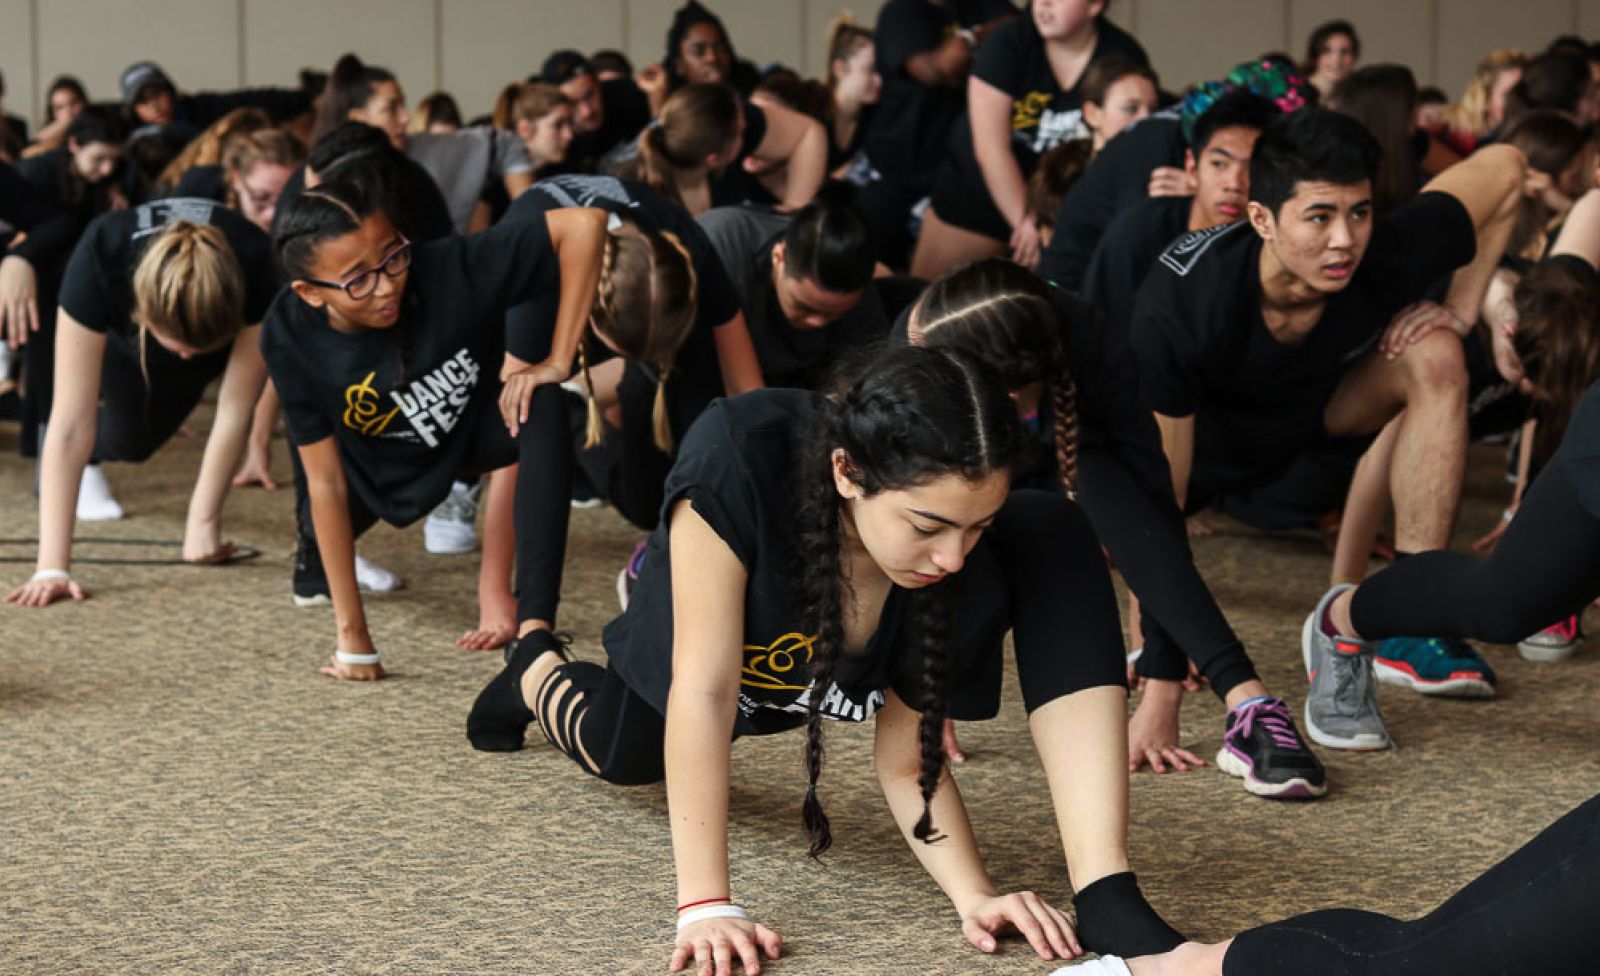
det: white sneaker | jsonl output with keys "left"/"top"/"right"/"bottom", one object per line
{"left": 354, "top": 554, "right": 403, "bottom": 593}
{"left": 77, "top": 464, "right": 125, "bottom": 521}
{"left": 424, "top": 480, "right": 479, "bottom": 554}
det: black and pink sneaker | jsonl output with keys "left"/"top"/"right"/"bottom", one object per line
{"left": 1216, "top": 697, "right": 1328, "bottom": 800}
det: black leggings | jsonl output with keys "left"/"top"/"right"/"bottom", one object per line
{"left": 293, "top": 383, "right": 571, "bottom": 624}
{"left": 1349, "top": 448, "right": 1600, "bottom": 644}
{"left": 1075, "top": 446, "right": 1260, "bottom": 699}
{"left": 536, "top": 489, "right": 1128, "bottom": 784}
{"left": 1224, "top": 791, "right": 1600, "bottom": 974}
{"left": 91, "top": 339, "right": 223, "bottom": 462}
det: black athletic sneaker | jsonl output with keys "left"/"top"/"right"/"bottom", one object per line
{"left": 1215, "top": 697, "right": 1328, "bottom": 799}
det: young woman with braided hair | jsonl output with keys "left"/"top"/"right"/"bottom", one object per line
{"left": 904, "top": 259, "right": 1327, "bottom": 799}
{"left": 261, "top": 178, "right": 608, "bottom": 679}
{"left": 455, "top": 173, "right": 763, "bottom": 650}
{"left": 469, "top": 345, "right": 1183, "bottom": 975}
{"left": 6, "top": 199, "right": 278, "bottom": 609}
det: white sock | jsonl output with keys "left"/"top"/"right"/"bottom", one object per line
{"left": 76, "top": 464, "right": 125, "bottom": 521}
{"left": 1051, "top": 959, "right": 1131, "bottom": 976}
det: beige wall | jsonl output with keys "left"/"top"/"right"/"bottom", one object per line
{"left": 5, "top": 0, "right": 1600, "bottom": 132}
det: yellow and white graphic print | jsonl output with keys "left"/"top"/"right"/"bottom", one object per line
{"left": 739, "top": 631, "right": 885, "bottom": 723}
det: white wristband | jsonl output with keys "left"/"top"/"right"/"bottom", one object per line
{"left": 30, "top": 569, "right": 71, "bottom": 583}
{"left": 334, "top": 650, "right": 382, "bottom": 666}
{"left": 676, "top": 904, "right": 749, "bottom": 931}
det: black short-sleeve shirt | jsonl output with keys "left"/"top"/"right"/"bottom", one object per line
{"left": 61, "top": 198, "right": 277, "bottom": 343}
{"left": 601, "top": 389, "right": 1009, "bottom": 735}
{"left": 562, "top": 79, "right": 652, "bottom": 175}
{"left": 500, "top": 174, "right": 739, "bottom": 408}
{"left": 866, "top": 0, "right": 1017, "bottom": 190}
{"left": 696, "top": 205, "right": 891, "bottom": 389}
{"left": 1129, "top": 190, "right": 1477, "bottom": 485}
{"left": 1037, "top": 109, "right": 1186, "bottom": 292}
{"left": 1081, "top": 194, "right": 1192, "bottom": 330}
{"left": 259, "top": 215, "right": 556, "bottom": 525}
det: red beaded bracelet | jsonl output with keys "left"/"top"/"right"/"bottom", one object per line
{"left": 676, "top": 896, "right": 732, "bottom": 912}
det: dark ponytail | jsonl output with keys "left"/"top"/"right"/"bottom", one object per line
{"left": 311, "top": 53, "right": 398, "bottom": 146}
{"left": 914, "top": 259, "right": 1081, "bottom": 496}
{"left": 794, "top": 345, "right": 1024, "bottom": 857}
{"left": 274, "top": 178, "right": 375, "bottom": 279}
{"left": 781, "top": 181, "right": 875, "bottom": 294}
{"left": 1512, "top": 256, "right": 1600, "bottom": 462}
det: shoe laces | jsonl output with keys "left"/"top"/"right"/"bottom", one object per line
{"left": 1543, "top": 615, "right": 1581, "bottom": 641}
{"left": 1235, "top": 698, "right": 1304, "bottom": 751}
{"left": 1327, "top": 646, "right": 1375, "bottom": 716}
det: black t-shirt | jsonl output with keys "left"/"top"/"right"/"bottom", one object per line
{"left": 1037, "top": 108, "right": 1185, "bottom": 293}
{"left": 1081, "top": 194, "right": 1192, "bottom": 331}
{"left": 0, "top": 159, "right": 79, "bottom": 269}
{"left": 260, "top": 215, "right": 556, "bottom": 525}
{"left": 1129, "top": 191, "right": 1477, "bottom": 486}
{"left": 947, "top": 16, "right": 1148, "bottom": 189}
{"left": 563, "top": 79, "right": 652, "bottom": 175}
{"left": 696, "top": 205, "right": 891, "bottom": 389}
{"left": 866, "top": 0, "right": 1017, "bottom": 190}
{"left": 170, "top": 164, "right": 228, "bottom": 203}
{"left": 500, "top": 174, "right": 740, "bottom": 411}
{"left": 60, "top": 199, "right": 276, "bottom": 373}
{"left": 1557, "top": 376, "right": 1600, "bottom": 521}
{"left": 176, "top": 88, "right": 312, "bottom": 132}
{"left": 601, "top": 389, "right": 1008, "bottom": 735}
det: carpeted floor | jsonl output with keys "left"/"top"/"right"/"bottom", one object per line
{"left": 3, "top": 407, "right": 1598, "bottom": 976}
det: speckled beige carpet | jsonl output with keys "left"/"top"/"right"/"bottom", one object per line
{"left": 3, "top": 406, "right": 1598, "bottom": 976}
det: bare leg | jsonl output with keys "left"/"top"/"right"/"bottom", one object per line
{"left": 1324, "top": 331, "right": 1468, "bottom": 553}
{"left": 1029, "top": 686, "right": 1132, "bottom": 890}
{"left": 1331, "top": 417, "right": 1400, "bottom": 584}
{"left": 460, "top": 465, "right": 519, "bottom": 650}
{"left": 909, "top": 209, "right": 1007, "bottom": 281}
{"left": 1126, "top": 940, "right": 1232, "bottom": 976}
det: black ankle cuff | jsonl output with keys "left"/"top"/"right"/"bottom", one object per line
{"left": 1074, "top": 871, "right": 1184, "bottom": 957}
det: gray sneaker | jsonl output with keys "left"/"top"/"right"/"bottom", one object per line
{"left": 1301, "top": 585, "right": 1390, "bottom": 751}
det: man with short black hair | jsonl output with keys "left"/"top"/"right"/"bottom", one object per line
{"left": 539, "top": 50, "right": 650, "bottom": 175}
{"left": 1129, "top": 109, "right": 1527, "bottom": 751}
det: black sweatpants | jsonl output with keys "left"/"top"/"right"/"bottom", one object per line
{"left": 293, "top": 383, "right": 572, "bottom": 624}
{"left": 543, "top": 490, "right": 1128, "bottom": 784}
{"left": 1225, "top": 791, "right": 1600, "bottom": 974}
{"left": 1075, "top": 445, "right": 1261, "bottom": 699}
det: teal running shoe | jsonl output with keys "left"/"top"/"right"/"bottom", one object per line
{"left": 1374, "top": 636, "right": 1496, "bottom": 698}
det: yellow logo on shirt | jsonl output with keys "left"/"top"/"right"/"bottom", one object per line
{"left": 741, "top": 632, "right": 818, "bottom": 691}
{"left": 343, "top": 371, "right": 400, "bottom": 435}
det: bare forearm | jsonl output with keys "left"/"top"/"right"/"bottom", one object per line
{"left": 307, "top": 481, "right": 370, "bottom": 651}
{"left": 779, "top": 123, "right": 828, "bottom": 211}
{"left": 665, "top": 687, "right": 738, "bottom": 903}
{"left": 879, "top": 764, "right": 995, "bottom": 914}
{"left": 36, "top": 419, "right": 95, "bottom": 571}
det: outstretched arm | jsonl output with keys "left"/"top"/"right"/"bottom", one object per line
{"left": 298, "top": 435, "right": 383, "bottom": 681}
{"left": 4, "top": 309, "right": 103, "bottom": 607}
{"left": 664, "top": 500, "right": 782, "bottom": 976}
{"left": 710, "top": 311, "right": 765, "bottom": 395}
{"left": 875, "top": 691, "right": 1080, "bottom": 962}
{"left": 184, "top": 323, "right": 268, "bottom": 562}
{"left": 746, "top": 96, "right": 829, "bottom": 211}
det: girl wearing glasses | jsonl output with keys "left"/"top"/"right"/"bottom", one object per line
{"left": 263, "top": 179, "right": 623, "bottom": 680}
{"left": 5, "top": 197, "right": 278, "bottom": 608}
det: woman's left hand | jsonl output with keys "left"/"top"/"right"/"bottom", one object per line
{"left": 0, "top": 255, "right": 39, "bottom": 348}
{"left": 960, "top": 891, "right": 1081, "bottom": 961}
{"left": 184, "top": 520, "right": 237, "bottom": 564}
{"left": 498, "top": 360, "right": 569, "bottom": 436}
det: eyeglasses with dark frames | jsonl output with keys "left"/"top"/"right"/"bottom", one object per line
{"left": 300, "top": 237, "right": 412, "bottom": 300}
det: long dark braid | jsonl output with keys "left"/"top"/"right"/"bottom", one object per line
{"left": 793, "top": 345, "right": 1023, "bottom": 858}
{"left": 916, "top": 258, "right": 1082, "bottom": 500}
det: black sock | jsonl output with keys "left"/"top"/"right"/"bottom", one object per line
{"left": 466, "top": 630, "right": 564, "bottom": 752}
{"left": 1073, "top": 871, "right": 1184, "bottom": 958}
{"left": 1320, "top": 599, "right": 1340, "bottom": 639}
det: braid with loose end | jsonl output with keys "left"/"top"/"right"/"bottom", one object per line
{"left": 1049, "top": 372, "right": 1080, "bottom": 499}
{"left": 795, "top": 392, "right": 848, "bottom": 859}
{"left": 792, "top": 345, "right": 1024, "bottom": 859}
{"left": 908, "top": 587, "right": 950, "bottom": 844}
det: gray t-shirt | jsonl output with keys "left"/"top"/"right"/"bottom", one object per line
{"left": 695, "top": 205, "right": 890, "bottom": 389}
{"left": 406, "top": 127, "right": 532, "bottom": 234}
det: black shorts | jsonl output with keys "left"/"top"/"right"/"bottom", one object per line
{"left": 927, "top": 158, "right": 1010, "bottom": 242}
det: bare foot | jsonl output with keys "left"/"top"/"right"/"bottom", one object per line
{"left": 459, "top": 589, "right": 518, "bottom": 650}
{"left": 458, "top": 621, "right": 516, "bottom": 650}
